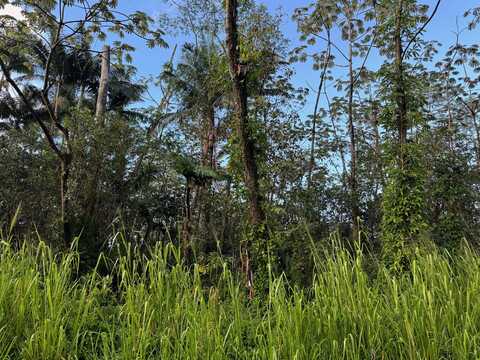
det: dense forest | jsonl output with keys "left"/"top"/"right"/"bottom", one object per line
{"left": 1, "top": 0, "right": 480, "bottom": 358}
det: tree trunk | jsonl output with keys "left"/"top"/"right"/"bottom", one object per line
{"left": 197, "top": 105, "right": 216, "bottom": 252}
{"left": 77, "top": 84, "right": 86, "bottom": 109}
{"left": 60, "top": 153, "right": 73, "bottom": 246}
{"left": 85, "top": 45, "right": 111, "bottom": 224}
{"left": 371, "top": 101, "right": 384, "bottom": 191}
{"left": 182, "top": 178, "right": 193, "bottom": 261}
{"left": 220, "top": 179, "right": 232, "bottom": 246}
{"left": 96, "top": 45, "right": 110, "bottom": 119}
{"left": 54, "top": 77, "right": 62, "bottom": 119}
{"left": 202, "top": 105, "right": 216, "bottom": 168}
{"left": 468, "top": 108, "right": 480, "bottom": 172}
{"left": 307, "top": 28, "right": 331, "bottom": 188}
{"left": 225, "top": 0, "right": 265, "bottom": 300}
{"left": 225, "top": 1, "right": 264, "bottom": 226}
{"left": 394, "top": 0, "right": 408, "bottom": 166}
{"left": 348, "top": 32, "right": 360, "bottom": 242}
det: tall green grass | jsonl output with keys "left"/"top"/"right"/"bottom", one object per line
{"left": 0, "top": 233, "right": 478, "bottom": 359}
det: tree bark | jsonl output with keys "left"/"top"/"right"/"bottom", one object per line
{"left": 394, "top": 0, "right": 408, "bottom": 166}
{"left": 202, "top": 105, "right": 216, "bottom": 168}
{"left": 96, "top": 45, "right": 110, "bottom": 119}
{"left": 197, "top": 105, "right": 217, "bottom": 252}
{"left": 182, "top": 178, "right": 193, "bottom": 261}
{"left": 467, "top": 107, "right": 480, "bottom": 172}
{"left": 371, "top": 101, "right": 384, "bottom": 191}
{"left": 225, "top": 0, "right": 265, "bottom": 300}
{"left": 308, "top": 29, "right": 331, "bottom": 188}
{"left": 60, "top": 153, "right": 73, "bottom": 246}
{"left": 85, "top": 45, "right": 111, "bottom": 224}
{"left": 225, "top": 0, "right": 265, "bottom": 226}
{"left": 348, "top": 29, "right": 360, "bottom": 242}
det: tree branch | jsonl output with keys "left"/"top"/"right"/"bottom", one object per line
{"left": 401, "top": 0, "right": 442, "bottom": 62}
{"left": 0, "top": 58, "right": 62, "bottom": 158}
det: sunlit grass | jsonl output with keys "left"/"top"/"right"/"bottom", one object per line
{"left": 0, "top": 231, "right": 478, "bottom": 359}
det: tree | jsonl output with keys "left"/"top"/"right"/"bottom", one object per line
{"left": 294, "top": 0, "right": 376, "bottom": 241}
{"left": 225, "top": 0, "right": 265, "bottom": 299}
{"left": 0, "top": 0, "right": 165, "bottom": 245}
{"left": 375, "top": 0, "right": 441, "bottom": 267}
{"left": 163, "top": 41, "right": 228, "bottom": 253}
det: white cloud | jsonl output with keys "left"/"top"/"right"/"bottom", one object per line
{"left": 0, "top": 4, "right": 24, "bottom": 20}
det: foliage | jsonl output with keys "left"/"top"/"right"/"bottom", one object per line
{"left": 381, "top": 144, "right": 428, "bottom": 269}
{"left": 2, "top": 0, "right": 480, "bottom": 317}
{"left": 427, "top": 152, "right": 479, "bottom": 249}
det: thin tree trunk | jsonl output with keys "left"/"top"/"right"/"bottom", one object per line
{"left": 182, "top": 178, "right": 193, "bottom": 261}
{"left": 394, "top": 0, "right": 408, "bottom": 167}
{"left": 444, "top": 81, "right": 454, "bottom": 151}
{"left": 308, "top": 29, "right": 331, "bottom": 188}
{"left": 371, "top": 101, "right": 383, "bottom": 191}
{"left": 197, "top": 105, "right": 217, "bottom": 253}
{"left": 220, "top": 179, "right": 232, "bottom": 246}
{"left": 86, "top": 45, "right": 111, "bottom": 223}
{"left": 77, "top": 84, "right": 86, "bottom": 109}
{"left": 54, "top": 74, "right": 73, "bottom": 246}
{"left": 54, "top": 77, "right": 62, "bottom": 119}
{"left": 348, "top": 30, "right": 360, "bottom": 242}
{"left": 96, "top": 45, "right": 110, "bottom": 120}
{"left": 203, "top": 105, "right": 216, "bottom": 215}
{"left": 61, "top": 153, "right": 73, "bottom": 246}
{"left": 202, "top": 105, "right": 216, "bottom": 168}
{"left": 325, "top": 91, "right": 348, "bottom": 182}
{"left": 468, "top": 108, "right": 480, "bottom": 171}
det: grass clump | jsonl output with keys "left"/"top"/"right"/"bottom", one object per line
{"left": 0, "top": 235, "right": 479, "bottom": 359}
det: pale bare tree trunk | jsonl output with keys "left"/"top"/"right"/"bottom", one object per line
{"left": 54, "top": 77, "right": 63, "bottom": 119}
{"left": 85, "top": 45, "right": 111, "bottom": 225}
{"left": 77, "top": 84, "right": 86, "bottom": 108}
{"left": 96, "top": 45, "right": 110, "bottom": 119}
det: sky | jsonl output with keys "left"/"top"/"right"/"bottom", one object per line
{"left": 0, "top": 4, "right": 23, "bottom": 19}
{"left": 112, "top": 0, "right": 480, "bottom": 112}
{"left": 1, "top": 0, "right": 479, "bottom": 114}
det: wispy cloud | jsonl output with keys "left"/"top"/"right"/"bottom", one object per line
{"left": 0, "top": 4, "right": 24, "bottom": 20}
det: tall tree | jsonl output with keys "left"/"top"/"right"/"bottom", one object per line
{"left": 294, "top": 0, "right": 376, "bottom": 240}
{"left": 225, "top": 0, "right": 266, "bottom": 299}
{"left": 376, "top": 0, "right": 441, "bottom": 267}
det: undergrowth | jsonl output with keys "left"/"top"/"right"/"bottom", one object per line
{"left": 0, "top": 229, "right": 479, "bottom": 359}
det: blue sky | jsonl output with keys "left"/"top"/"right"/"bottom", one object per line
{"left": 111, "top": 0, "right": 479, "bottom": 113}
